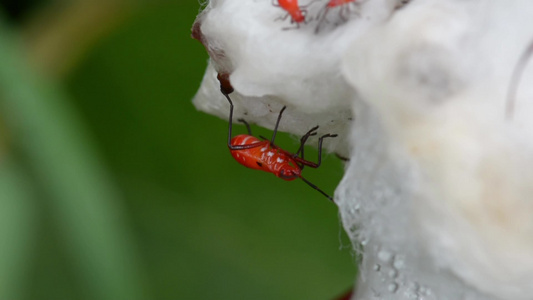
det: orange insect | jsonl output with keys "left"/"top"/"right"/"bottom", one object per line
{"left": 218, "top": 75, "right": 337, "bottom": 201}
{"left": 275, "top": 0, "right": 306, "bottom": 23}
{"left": 273, "top": 0, "right": 320, "bottom": 28}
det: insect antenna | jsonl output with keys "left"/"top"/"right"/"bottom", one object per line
{"left": 299, "top": 175, "right": 334, "bottom": 202}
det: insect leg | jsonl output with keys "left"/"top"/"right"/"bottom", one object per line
{"left": 229, "top": 141, "right": 268, "bottom": 151}
{"left": 293, "top": 126, "right": 319, "bottom": 169}
{"left": 275, "top": 12, "right": 291, "bottom": 21}
{"left": 315, "top": 6, "right": 330, "bottom": 34}
{"left": 238, "top": 118, "right": 252, "bottom": 135}
{"left": 293, "top": 133, "right": 337, "bottom": 168}
{"left": 296, "top": 126, "right": 319, "bottom": 158}
{"left": 270, "top": 106, "right": 287, "bottom": 145}
{"left": 315, "top": 133, "right": 338, "bottom": 167}
{"left": 339, "top": 5, "right": 348, "bottom": 23}
{"left": 224, "top": 93, "right": 235, "bottom": 149}
{"left": 224, "top": 94, "right": 262, "bottom": 150}
{"left": 219, "top": 77, "right": 263, "bottom": 150}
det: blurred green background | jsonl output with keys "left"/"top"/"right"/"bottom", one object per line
{"left": 0, "top": 1, "right": 355, "bottom": 299}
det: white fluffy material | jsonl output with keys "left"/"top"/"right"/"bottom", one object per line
{"left": 192, "top": 0, "right": 533, "bottom": 299}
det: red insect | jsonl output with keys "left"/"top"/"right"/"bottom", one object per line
{"left": 273, "top": 0, "right": 306, "bottom": 24}
{"left": 315, "top": 0, "right": 360, "bottom": 33}
{"left": 273, "top": 0, "right": 321, "bottom": 28}
{"left": 220, "top": 88, "right": 337, "bottom": 201}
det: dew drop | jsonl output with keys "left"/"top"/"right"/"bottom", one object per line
{"left": 373, "top": 264, "right": 381, "bottom": 271}
{"left": 388, "top": 282, "right": 399, "bottom": 293}
{"left": 393, "top": 255, "right": 405, "bottom": 269}
{"left": 407, "top": 282, "right": 419, "bottom": 292}
{"left": 378, "top": 249, "right": 393, "bottom": 262}
{"left": 388, "top": 269, "right": 398, "bottom": 278}
{"left": 406, "top": 282, "right": 420, "bottom": 300}
{"left": 423, "top": 287, "right": 432, "bottom": 296}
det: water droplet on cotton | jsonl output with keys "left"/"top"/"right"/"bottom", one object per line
{"left": 407, "top": 282, "right": 419, "bottom": 294}
{"left": 393, "top": 255, "right": 405, "bottom": 269}
{"left": 378, "top": 249, "right": 393, "bottom": 262}
{"left": 388, "top": 269, "right": 398, "bottom": 278}
{"left": 423, "top": 287, "right": 433, "bottom": 296}
{"left": 388, "top": 282, "right": 399, "bottom": 293}
{"left": 406, "top": 284, "right": 418, "bottom": 299}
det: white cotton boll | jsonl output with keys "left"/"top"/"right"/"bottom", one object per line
{"left": 193, "top": 0, "right": 533, "bottom": 299}
{"left": 341, "top": 0, "right": 533, "bottom": 299}
{"left": 222, "top": 0, "right": 396, "bottom": 111}
{"left": 192, "top": 0, "right": 398, "bottom": 157}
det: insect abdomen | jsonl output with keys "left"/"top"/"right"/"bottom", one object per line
{"left": 230, "top": 135, "right": 270, "bottom": 171}
{"left": 229, "top": 135, "right": 294, "bottom": 177}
